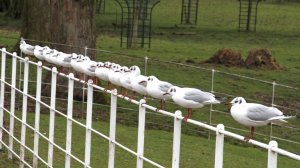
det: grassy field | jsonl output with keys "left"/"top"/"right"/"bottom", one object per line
{"left": 0, "top": 0, "right": 300, "bottom": 167}
{"left": 0, "top": 112, "right": 300, "bottom": 168}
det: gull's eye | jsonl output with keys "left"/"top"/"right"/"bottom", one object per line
{"left": 234, "top": 100, "right": 238, "bottom": 103}
{"left": 239, "top": 100, "right": 242, "bottom": 104}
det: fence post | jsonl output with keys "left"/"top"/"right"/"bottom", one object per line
{"left": 214, "top": 124, "right": 224, "bottom": 168}
{"left": 108, "top": 89, "right": 117, "bottom": 168}
{"left": 19, "top": 57, "right": 29, "bottom": 168}
{"left": 209, "top": 69, "right": 215, "bottom": 140}
{"left": 136, "top": 99, "right": 146, "bottom": 168}
{"left": 144, "top": 56, "right": 148, "bottom": 75}
{"left": 172, "top": 110, "right": 182, "bottom": 168}
{"left": 85, "top": 80, "right": 93, "bottom": 168}
{"left": 0, "top": 48, "right": 6, "bottom": 150}
{"left": 18, "top": 49, "right": 23, "bottom": 111}
{"left": 270, "top": 81, "right": 276, "bottom": 141}
{"left": 8, "top": 52, "right": 17, "bottom": 159}
{"left": 32, "top": 61, "right": 43, "bottom": 167}
{"left": 268, "top": 141, "right": 278, "bottom": 168}
{"left": 65, "top": 73, "right": 74, "bottom": 168}
{"left": 47, "top": 67, "right": 57, "bottom": 167}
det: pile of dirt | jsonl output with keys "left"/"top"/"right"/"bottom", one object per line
{"left": 245, "top": 48, "right": 283, "bottom": 70}
{"left": 205, "top": 48, "right": 283, "bottom": 70}
{"left": 205, "top": 48, "right": 244, "bottom": 67}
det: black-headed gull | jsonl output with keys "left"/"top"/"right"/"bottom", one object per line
{"left": 95, "top": 62, "right": 109, "bottom": 86}
{"left": 53, "top": 52, "right": 74, "bottom": 72}
{"left": 165, "top": 86, "right": 220, "bottom": 121}
{"left": 145, "top": 76, "right": 173, "bottom": 110}
{"left": 130, "top": 65, "right": 148, "bottom": 99}
{"left": 230, "top": 97, "right": 295, "bottom": 141}
{"left": 95, "top": 61, "right": 113, "bottom": 89}
{"left": 108, "top": 64, "right": 121, "bottom": 89}
{"left": 119, "top": 66, "right": 132, "bottom": 96}
{"left": 70, "top": 54, "right": 84, "bottom": 73}
{"left": 33, "top": 46, "right": 50, "bottom": 61}
{"left": 108, "top": 64, "right": 122, "bottom": 88}
{"left": 20, "top": 39, "right": 35, "bottom": 56}
{"left": 78, "top": 56, "right": 98, "bottom": 83}
{"left": 43, "top": 49, "right": 59, "bottom": 65}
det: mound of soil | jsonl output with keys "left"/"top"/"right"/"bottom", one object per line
{"left": 245, "top": 48, "right": 283, "bottom": 70}
{"left": 205, "top": 48, "right": 244, "bottom": 67}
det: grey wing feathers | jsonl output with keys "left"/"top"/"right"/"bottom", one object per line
{"left": 184, "top": 90, "right": 213, "bottom": 103}
{"left": 27, "top": 45, "right": 35, "bottom": 52}
{"left": 88, "top": 66, "right": 96, "bottom": 72}
{"left": 159, "top": 82, "right": 172, "bottom": 92}
{"left": 247, "top": 104, "right": 282, "bottom": 121}
{"left": 63, "top": 56, "right": 72, "bottom": 62}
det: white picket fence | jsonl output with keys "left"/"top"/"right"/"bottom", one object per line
{"left": 0, "top": 48, "right": 300, "bottom": 168}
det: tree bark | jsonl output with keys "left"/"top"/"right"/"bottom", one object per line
{"left": 20, "top": 0, "right": 103, "bottom": 105}
{"left": 0, "top": 0, "right": 10, "bottom": 12}
{"left": 20, "top": 0, "right": 50, "bottom": 42}
{"left": 49, "top": 0, "right": 96, "bottom": 57}
{"left": 20, "top": 0, "right": 96, "bottom": 57}
{"left": 5, "top": 0, "right": 23, "bottom": 19}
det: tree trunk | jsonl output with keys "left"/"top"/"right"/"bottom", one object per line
{"left": 20, "top": 0, "right": 104, "bottom": 107}
{"left": 130, "top": 0, "right": 140, "bottom": 48}
{"left": 0, "top": 0, "right": 10, "bottom": 12}
{"left": 49, "top": 0, "right": 96, "bottom": 57}
{"left": 5, "top": 0, "right": 23, "bottom": 19}
{"left": 20, "top": 0, "right": 50, "bottom": 42}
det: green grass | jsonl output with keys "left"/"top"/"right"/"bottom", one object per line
{"left": 0, "top": 0, "right": 300, "bottom": 167}
{"left": 0, "top": 112, "right": 299, "bottom": 168}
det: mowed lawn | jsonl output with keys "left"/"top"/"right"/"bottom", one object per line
{"left": 0, "top": 112, "right": 300, "bottom": 168}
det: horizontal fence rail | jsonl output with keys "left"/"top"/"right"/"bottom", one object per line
{"left": 0, "top": 48, "right": 300, "bottom": 168}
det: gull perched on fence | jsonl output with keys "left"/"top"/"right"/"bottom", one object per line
{"left": 131, "top": 66, "right": 148, "bottom": 99}
{"left": 33, "top": 46, "right": 50, "bottom": 61}
{"left": 108, "top": 64, "right": 123, "bottom": 88}
{"left": 164, "top": 86, "right": 220, "bottom": 121}
{"left": 230, "top": 97, "right": 295, "bottom": 141}
{"left": 43, "top": 49, "right": 59, "bottom": 65}
{"left": 95, "top": 61, "right": 112, "bottom": 88}
{"left": 53, "top": 52, "right": 75, "bottom": 73}
{"left": 108, "top": 64, "right": 121, "bottom": 89}
{"left": 20, "top": 39, "right": 35, "bottom": 56}
{"left": 145, "top": 76, "right": 173, "bottom": 110}
{"left": 119, "top": 66, "right": 132, "bottom": 96}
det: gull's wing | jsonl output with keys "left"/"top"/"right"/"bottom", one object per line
{"left": 246, "top": 104, "right": 283, "bottom": 121}
{"left": 158, "top": 82, "right": 173, "bottom": 92}
{"left": 27, "top": 45, "right": 35, "bottom": 52}
{"left": 63, "top": 56, "right": 72, "bottom": 62}
{"left": 183, "top": 89, "right": 214, "bottom": 103}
